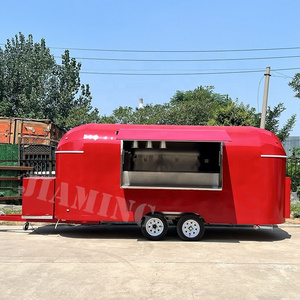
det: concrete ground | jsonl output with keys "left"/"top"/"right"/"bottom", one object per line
{"left": 0, "top": 224, "right": 300, "bottom": 300}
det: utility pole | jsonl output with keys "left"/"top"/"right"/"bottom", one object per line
{"left": 260, "top": 67, "right": 271, "bottom": 129}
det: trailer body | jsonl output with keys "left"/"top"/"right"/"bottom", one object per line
{"left": 1, "top": 124, "right": 291, "bottom": 240}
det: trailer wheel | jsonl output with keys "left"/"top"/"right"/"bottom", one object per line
{"left": 141, "top": 213, "right": 168, "bottom": 241}
{"left": 177, "top": 214, "right": 205, "bottom": 241}
{"left": 23, "top": 222, "right": 29, "bottom": 231}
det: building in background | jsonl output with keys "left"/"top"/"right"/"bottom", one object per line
{"left": 282, "top": 136, "right": 300, "bottom": 156}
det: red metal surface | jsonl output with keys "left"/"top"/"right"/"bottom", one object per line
{"left": 52, "top": 124, "right": 289, "bottom": 225}
{"left": 0, "top": 214, "right": 96, "bottom": 224}
{"left": 285, "top": 177, "right": 291, "bottom": 218}
{"left": 0, "top": 214, "right": 53, "bottom": 223}
{"left": 1, "top": 124, "right": 289, "bottom": 226}
{"left": 22, "top": 177, "right": 55, "bottom": 218}
{"left": 0, "top": 214, "right": 23, "bottom": 222}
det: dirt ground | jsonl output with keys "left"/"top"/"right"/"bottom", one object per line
{"left": 284, "top": 217, "right": 300, "bottom": 224}
{"left": 1, "top": 224, "right": 300, "bottom": 299}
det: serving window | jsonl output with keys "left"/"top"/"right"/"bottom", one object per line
{"left": 120, "top": 140, "right": 223, "bottom": 190}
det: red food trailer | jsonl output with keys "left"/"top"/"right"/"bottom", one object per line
{"left": 0, "top": 124, "right": 291, "bottom": 241}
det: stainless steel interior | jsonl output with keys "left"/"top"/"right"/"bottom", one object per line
{"left": 121, "top": 140, "right": 223, "bottom": 190}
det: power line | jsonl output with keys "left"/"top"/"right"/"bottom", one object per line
{"left": 79, "top": 67, "right": 300, "bottom": 76}
{"left": 55, "top": 54, "right": 300, "bottom": 63}
{"left": 80, "top": 70, "right": 263, "bottom": 76}
{"left": 271, "top": 71, "right": 294, "bottom": 79}
{"left": 83, "top": 67, "right": 264, "bottom": 72}
{"left": 50, "top": 45, "right": 300, "bottom": 53}
{"left": 2, "top": 42, "right": 300, "bottom": 53}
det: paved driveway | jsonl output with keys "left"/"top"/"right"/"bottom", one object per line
{"left": 0, "top": 224, "right": 299, "bottom": 299}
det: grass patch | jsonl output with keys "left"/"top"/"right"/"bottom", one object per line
{"left": 291, "top": 203, "right": 300, "bottom": 218}
{"left": 1, "top": 206, "right": 22, "bottom": 215}
{"left": 0, "top": 206, "right": 22, "bottom": 225}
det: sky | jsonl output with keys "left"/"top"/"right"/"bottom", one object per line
{"left": 1, "top": 0, "right": 300, "bottom": 135}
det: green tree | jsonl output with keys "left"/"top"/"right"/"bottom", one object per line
{"left": 0, "top": 33, "right": 100, "bottom": 130}
{"left": 102, "top": 86, "right": 253, "bottom": 126}
{"left": 289, "top": 73, "right": 300, "bottom": 98}
{"left": 262, "top": 103, "right": 296, "bottom": 141}
{"left": 171, "top": 85, "right": 228, "bottom": 106}
{"left": 102, "top": 85, "right": 295, "bottom": 142}
{"left": 286, "top": 148, "right": 300, "bottom": 195}
{"left": 210, "top": 99, "right": 257, "bottom": 126}
{"left": 64, "top": 84, "right": 100, "bottom": 129}
{"left": 169, "top": 86, "right": 228, "bottom": 124}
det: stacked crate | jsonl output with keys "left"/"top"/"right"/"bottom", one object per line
{"left": 0, "top": 117, "right": 64, "bottom": 204}
{"left": 0, "top": 144, "right": 20, "bottom": 203}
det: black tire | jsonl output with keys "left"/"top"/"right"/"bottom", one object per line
{"left": 141, "top": 213, "right": 168, "bottom": 241}
{"left": 177, "top": 214, "right": 205, "bottom": 241}
{"left": 23, "top": 222, "right": 29, "bottom": 231}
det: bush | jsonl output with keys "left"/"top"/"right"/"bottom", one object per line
{"left": 291, "top": 203, "right": 300, "bottom": 218}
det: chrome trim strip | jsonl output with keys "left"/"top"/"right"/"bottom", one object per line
{"left": 261, "top": 155, "right": 287, "bottom": 158}
{"left": 55, "top": 151, "right": 84, "bottom": 154}
{"left": 22, "top": 215, "right": 54, "bottom": 220}
{"left": 121, "top": 185, "right": 222, "bottom": 191}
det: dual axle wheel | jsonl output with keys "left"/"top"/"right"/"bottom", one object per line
{"left": 141, "top": 213, "right": 205, "bottom": 241}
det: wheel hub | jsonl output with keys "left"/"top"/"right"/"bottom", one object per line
{"left": 182, "top": 220, "right": 200, "bottom": 238}
{"left": 146, "top": 218, "right": 164, "bottom": 237}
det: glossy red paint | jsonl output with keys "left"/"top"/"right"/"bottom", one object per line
{"left": 285, "top": 177, "right": 291, "bottom": 218}
{"left": 52, "top": 124, "right": 289, "bottom": 225}
{"left": 0, "top": 124, "right": 290, "bottom": 227}
{"left": 22, "top": 177, "right": 55, "bottom": 218}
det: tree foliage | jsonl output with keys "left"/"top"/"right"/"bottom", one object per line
{"left": 210, "top": 100, "right": 257, "bottom": 126}
{"left": 261, "top": 103, "right": 296, "bottom": 142}
{"left": 1, "top": 33, "right": 296, "bottom": 140}
{"left": 101, "top": 85, "right": 294, "bottom": 141}
{"left": 289, "top": 73, "right": 300, "bottom": 98}
{"left": 286, "top": 148, "right": 300, "bottom": 195}
{"left": 101, "top": 86, "right": 232, "bottom": 125}
{"left": 0, "top": 33, "right": 100, "bottom": 130}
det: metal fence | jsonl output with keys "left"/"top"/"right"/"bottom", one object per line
{"left": 0, "top": 137, "right": 59, "bottom": 204}
{"left": 286, "top": 157, "right": 300, "bottom": 194}
{"left": 19, "top": 136, "right": 58, "bottom": 177}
